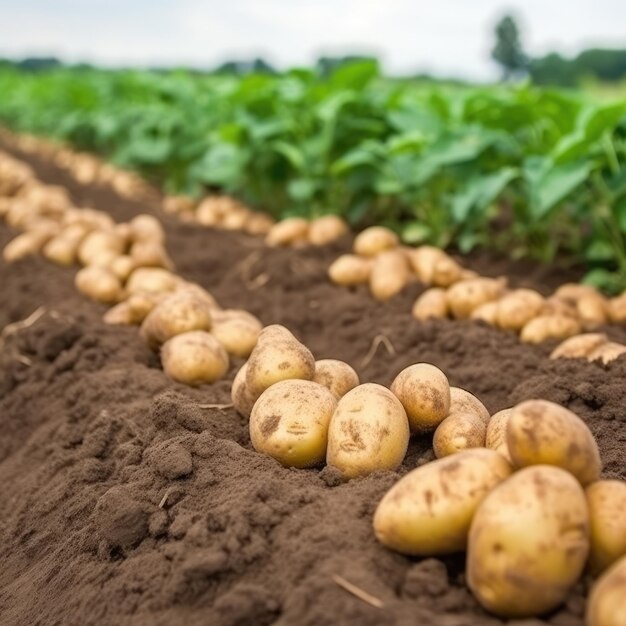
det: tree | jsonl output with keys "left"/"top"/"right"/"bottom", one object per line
{"left": 491, "top": 15, "right": 527, "bottom": 80}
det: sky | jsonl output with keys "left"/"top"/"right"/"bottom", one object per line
{"left": 0, "top": 0, "right": 625, "bottom": 79}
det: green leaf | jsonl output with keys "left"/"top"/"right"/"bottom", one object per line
{"left": 271, "top": 141, "right": 306, "bottom": 171}
{"left": 196, "top": 142, "right": 247, "bottom": 188}
{"left": 287, "top": 178, "right": 316, "bottom": 202}
{"left": 402, "top": 222, "right": 431, "bottom": 244}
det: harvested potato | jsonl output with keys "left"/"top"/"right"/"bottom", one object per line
{"left": 326, "top": 383, "right": 409, "bottom": 478}
{"left": 130, "top": 241, "right": 173, "bottom": 270}
{"left": 588, "top": 341, "right": 626, "bottom": 364}
{"left": 433, "top": 413, "right": 486, "bottom": 458}
{"left": 369, "top": 250, "right": 410, "bottom": 301}
{"left": 175, "top": 282, "right": 220, "bottom": 311}
{"left": 467, "top": 465, "right": 589, "bottom": 617}
{"left": 485, "top": 408, "right": 512, "bottom": 461}
{"left": 520, "top": 315, "right": 581, "bottom": 343}
{"left": 245, "top": 213, "right": 274, "bottom": 236}
{"left": 231, "top": 363, "right": 257, "bottom": 418}
{"left": 586, "top": 555, "right": 626, "bottom": 626}
{"left": 328, "top": 254, "right": 372, "bottom": 286}
{"left": 140, "top": 291, "right": 213, "bottom": 348}
{"left": 221, "top": 208, "right": 249, "bottom": 230}
{"left": 470, "top": 301, "right": 499, "bottom": 325}
{"left": 124, "top": 292, "right": 164, "bottom": 324}
{"left": 75, "top": 266, "right": 123, "bottom": 304}
{"left": 608, "top": 293, "right": 626, "bottom": 324}
{"left": 449, "top": 387, "right": 490, "bottom": 423}
{"left": 163, "top": 195, "right": 195, "bottom": 215}
{"left": 126, "top": 267, "right": 180, "bottom": 295}
{"left": 506, "top": 399, "right": 601, "bottom": 485}
{"left": 550, "top": 333, "right": 608, "bottom": 360}
{"left": 103, "top": 302, "right": 133, "bottom": 325}
{"left": 554, "top": 283, "right": 600, "bottom": 303}
{"left": 210, "top": 309, "right": 263, "bottom": 358}
{"left": 586, "top": 480, "right": 626, "bottom": 574}
{"left": 374, "top": 449, "right": 512, "bottom": 555}
{"left": 390, "top": 363, "right": 450, "bottom": 432}
{"left": 406, "top": 246, "right": 447, "bottom": 284}
{"left": 353, "top": 226, "right": 399, "bottom": 257}
{"left": 577, "top": 294, "right": 609, "bottom": 329}
{"left": 109, "top": 255, "right": 135, "bottom": 282}
{"left": 161, "top": 331, "right": 229, "bottom": 385}
{"left": 496, "top": 289, "right": 544, "bottom": 331}
{"left": 265, "top": 217, "right": 309, "bottom": 247}
{"left": 43, "top": 234, "right": 80, "bottom": 266}
{"left": 542, "top": 295, "right": 578, "bottom": 319}
{"left": 447, "top": 278, "right": 505, "bottom": 319}
{"left": 3, "top": 230, "right": 51, "bottom": 263}
{"left": 412, "top": 288, "right": 449, "bottom": 320}
{"left": 250, "top": 380, "right": 338, "bottom": 468}
{"left": 129, "top": 214, "right": 165, "bottom": 243}
{"left": 77, "top": 230, "right": 125, "bottom": 266}
{"left": 431, "top": 256, "right": 463, "bottom": 288}
{"left": 308, "top": 215, "right": 348, "bottom": 246}
{"left": 312, "top": 359, "right": 360, "bottom": 398}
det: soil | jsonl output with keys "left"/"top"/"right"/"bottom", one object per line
{"left": 1, "top": 139, "right": 625, "bottom": 626}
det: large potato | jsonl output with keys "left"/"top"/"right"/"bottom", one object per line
{"left": 374, "top": 449, "right": 512, "bottom": 555}
{"left": 467, "top": 465, "right": 590, "bottom": 617}
{"left": 390, "top": 363, "right": 450, "bottom": 432}
{"left": 328, "top": 254, "right": 372, "bottom": 286}
{"left": 312, "top": 359, "right": 359, "bottom": 398}
{"left": 412, "top": 288, "right": 449, "bottom": 321}
{"left": 210, "top": 309, "right": 262, "bottom": 358}
{"left": 231, "top": 363, "right": 256, "bottom": 418}
{"left": 586, "top": 555, "right": 626, "bottom": 626}
{"left": 369, "top": 249, "right": 410, "bottom": 301}
{"left": 550, "top": 333, "right": 608, "bottom": 360}
{"left": 506, "top": 400, "right": 601, "bottom": 486}
{"left": 586, "top": 480, "right": 626, "bottom": 574}
{"left": 447, "top": 278, "right": 505, "bottom": 319}
{"left": 449, "top": 387, "right": 490, "bottom": 423}
{"left": 250, "top": 380, "right": 337, "bottom": 468}
{"left": 496, "top": 289, "right": 544, "bottom": 331}
{"left": 326, "top": 383, "right": 409, "bottom": 478}
{"left": 485, "top": 408, "right": 512, "bottom": 461}
{"left": 265, "top": 217, "right": 309, "bottom": 247}
{"left": 520, "top": 315, "right": 581, "bottom": 344}
{"left": 75, "top": 266, "right": 123, "bottom": 304}
{"left": 308, "top": 215, "right": 348, "bottom": 246}
{"left": 353, "top": 226, "right": 398, "bottom": 257}
{"left": 433, "top": 413, "right": 486, "bottom": 458}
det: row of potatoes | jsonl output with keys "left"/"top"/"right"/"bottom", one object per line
{"left": 0, "top": 150, "right": 263, "bottom": 386}
{"left": 551, "top": 331, "right": 626, "bottom": 364}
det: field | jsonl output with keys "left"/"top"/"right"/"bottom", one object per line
{"left": 1, "top": 65, "right": 626, "bottom": 626}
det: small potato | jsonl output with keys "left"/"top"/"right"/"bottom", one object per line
{"left": 3, "top": 230, "right": 51, "bottom": 263}
{"left": 520, "top": 315, "right": 581, "bottom": 343}
{"left": 542, "top": 295, "right": 579, "bottom": 319}
{"left": 412, "top": 288, "right": 449, "bottom": 321}
{"left": 353, "top": 226, "right": 398, "bottom": 257}
{"left": 447, "top": 278, "right": 505, "bottom": 319}
{"left": 129, "top": 214, "right": 165, "bottom": 243}
{"left": 588, "top": 341, "right": 626, "bottom": 364}
{"left": 77, "top": 230, "right": 125, "bottom": 266}
{"left": 577, "top": 294, "right": 609, "bottom": 329}
{"left": 550, "top": 333, "right": 608, "bottom": 360}
{"left": 312, "top": 359, "right": 360, "bottom": 398}
{"left": 161, "top": 331, "right": 229, "bottom": 385}
{"left": 390, "top": 363, "right": 451, "bottom": 432}
{"left": 265, "top": 217, "right": 309, "bottom": 247}
{"left": 433, "top": 413, "right": 486, "bottom": 458}
{"left": 231, "top": 363, "right": 257, "bottom": 418}
{"left": 124, "top": 292, "right": 164, "bottom": 324}
{"left": 369, "top": 250, "right": 410, "bottom": 301}
{"left": 608, "top": 293, "right": 626, "bottom": 324}
{"left": 163, "top": 195, "right": 196, "bottom": 215}
{"left": 244, "top": 213, "right": 274, "bottom": 236}
{"left": 326, "top": 383, "right": 409, "bottom": 478}
{"left": 43, "top": 234, "right": 80, "bottom": 266}
{"left": 130, "top": 241, "right": 173, "bottom": 270}
{"left": 221, "top": 208, "right": 249, "bottom": 230}
{"left": 250, "top": 380, "right": 337, "bottom": 468}
{"left": 586, "top": 480, "right": 626, "bottom": 574}
{"left": 308, "top": 215, "right": 348, "bottom": 246}
{"left": 470, "top": 301, "right": 499, "bottom": 325}
{"left": 109, "top": 255, "right": 135, "bottom": 282}
{"left": 210, "top": 309, "right": 263, "bottom": 358}
{"left": 374, "top": 449, "right": 512, "bottom": 555}
{"left": 328, "top": 254, "right": 372, "bottom": 286}
{"left": 431, "top": 255, "right": 463, "bottom": 288}
{"left": 406, "top": 246, "right": 446, "bottom": 284}
{"left": 140, "top": 291, "right": 213, "bottom": 348}
{"left": 175, "top": 282, "right": 220, "bottom": 311}
{"left": 449, "top": 387, "right": 490, "bottom": 424}
{"left": 126, "top": 267, "right": 180, "bottom": 295}
{"left": 467, "top": 465, "right": 589, "bottom": 617}
{"left": 506, "top": 399, "right": 601, "bottom": 485}
{"left": 554, "top": 283, "right": 600, "bottom": 303}
{"left": 75, "top": 266, "right": 123, "bottom": 304}
{"left": 103, "top": 302, "right": 133, "bottom": 325}
{"left": 485, "top": 408, "right": 512, "bottom": 461}
{"left": 496, "top": 289, "right": 544, "bottom": 331}
{"left": 586, "top": 555, "right": 626, "bottom": 626}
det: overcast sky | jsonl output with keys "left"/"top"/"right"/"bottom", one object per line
{"left": 1, "top": 0, "right": 625, "bottom": 79}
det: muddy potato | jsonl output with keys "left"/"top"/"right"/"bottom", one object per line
{"left": 506, "top": 399, "right": 601, "bottom": 485}
{"left": 431, "top": 256, "right": 463, "bottom": 288}
{"left": 374, "top": 449, "right": 512, "bottom": 555}
{"left": 588, "top": 341, "right": 626, "bottom": 364}
{"left": 447, "top": 278, "right": 505, "bottom": 319}
{"left": 210, "top": 309, "right": 263, "bottom": 358}
{"left": 467, "top": 465, "right": 590, "bottom": 618}
{"left": 520, "top": 315, "right": 581, "bottom": 343}
{"left": 265, "top": 217, "right": 309, "bottom": 247}
{"left": 328, "top": 254, "right": 372, "bottom": 286}
{"left": 390, "top": 363, "right": 451, "bottom": 432}
{"left": 412, "top": 288, "right": 449, "bottom": 320}
{"left": 406, "top": 246, "right": 446, "bottom": 284}
{"left": 75, "top": 266, "right": 123, "bottom": 304}
{"left": 161, "top": 331, "right": 229, "bottom": 385}
{"left": 496, "top": 289, "right": 544, "bottom": 331}
{"left": 231, "top": 363, "right": 257, "bottom": 418}
{"left": 126, "top": 267, "right": 180, "bottom": 295}
{"left": 586, "top": 480, "right": 626, "bottom": 574}
{"left": 312, "top": 359, "right": 360, "bottom": 398}
{"left": 308, "top": 215, "right": 348, "bottom": 246}
{"left": 250, "top": 380, "right": 338, "bottom": 468}
{"left": 550, "top": 333, "right": 608, "bottom": 360}
{"left": 326, "top": 383, "right": 409, "bottom": 478}
{"left": 586, "top": 555, "right": 626, "bottom": 626}
{"left": 433, "top": 413, "right": 487, "bottom": 458}
{"left": 485, "top": 408, "right": 512, "bottom": 461}
{"left": 449, "top": 387, "right": 490, "bottom": 423}
{"left": 353, "top": 226, "right": 399, "bottom": 257}
{"left": 369, "top": 249, "right": 410, "bottom": 301}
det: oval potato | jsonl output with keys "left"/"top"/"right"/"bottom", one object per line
{"left": 308, "top": 215, "right": 348, "bottom": 246}
{"left": 433, "top": 413, "right": 487, "bottom": 458}
{"left": 265, "top": 217, "right": 309, "bottom": 247}
{"left": 328, "top": 254, "right": 372, "bottom": 286}
{"left": 485, "top": 408, "right": 512, "bottom": 462}
{"left": 550, "top": 333, "right": 608, "bottom": 360}
{"left": 312, "top": 359, "right": 360, "bottom": 398}
{"left": 447, "top": 278, "right": 505, "bottom": 319}
{"left": 520, "top": 315, "right": 581, "bottom": 344}
{"left": 210, "top": 309, "right": 262, "bottom": 358}
{"left": 496, "top": 289, "right": 544, "bottom": 331}
{"left": 231, "top": 363, "right": 257, "bottom": 418}
{"left": 412, "top": 288, "right": 449, "bottom": 321}
{"left": 449, "top": 387, "right": 490, "bottom": 424}
{"left": 369, "top": 250, "right": 410, "bottom": 301}
{"left": 75, "top": 266, "right": 123, "bottom": 304}
{"left": 353, "top": 226, "right": 398, "bottom": 257}
{"left": 586, "top": 555, "right": 626, "bottom": 626}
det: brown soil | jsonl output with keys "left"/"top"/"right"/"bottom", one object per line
{"left": 1, "top": 140, "right": 625, "bottom": 626}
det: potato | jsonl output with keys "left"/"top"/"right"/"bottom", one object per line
{"left": 328, "top": 254, "right": 372, "bottom": 286}
{"left": 506, "top": 399, "right": 601, "bottom": 485}
{"left": 103, "top": 302, "right": 133, "bottom": 325}
{"left": 196, "top": 198, "right": 224, "bottom": 226}
{"left": 210, "top": 309, "right": 263, "bottom": 358}
{"left": 326, "top": 383, "right": 409, "bottom": 478}
{"left": 467, "top": 465, "right": 589, "bottom": 617}
{"left": 353, "top": 226, "right": 398, "bottom": 257}
{"left": 308, "top": 215, "right": 348, "bottom": 246}
{"left": 175, "top": 282, "right": 220, "bottom": 311}
{"left": 3, "top": 231, "right": 50, "bottom": 263}
{"left": 221, "top": 208, "right": 249, "bottom": 230}
{"left": 406, "top": 246, "right": 446, "bottom": 284}
{"left": 412, "top": 288, "right": 449, "bottom": 320}
{"left": 109, "top": 255, "right": 135, "bottom": 282}
{"left": 433, "top": 413, "right": 486, "bottom": 458}
{"left": 485, "top": 408, "right": 512, "bottom": 461}
{"left": 163, "top": 195, "right": 195, "bottom": 215}
{"left": 124, "top": 292, "right": 164, "bottom": 324}
{"left": 496, "top": 289, "right": 544, "bottom": 331}
{"left": 245, "top": 324, "right": 315, "bottom": 398}
{"left": 42, "top": 234, "right": 80, "bottom": 266}
{"left": 250, "top": 380, "right": 337, "bottom": 468}
{"left": 390, "top": 363, "right": 451, "bottom": 432}
{"left": 608, "top": 293, "right": 626, "bottom": 324}
{"left": 75, "top": 266, "right": 123, "bottom": 304}
{"left": 77, "top": 230, "right": 125, "bottom": 266}
{"left": 586, "top": 480, "right": 626, "bottom": 574}
{"left": 161, "top": 331, "right": 229, "bottom": 385}
{"left": 312, "top": 359, "right": 360, "bottom": 398}
{"left": 586, "top": 555, "right": 626, "bottom": 626}
{"left": 140, "top": 291, "right": 213, "bottom": 348}
{"left": 231, "top": 363, "right": 257, "bottom": 418}
{"left": 554, "top": 282, "right": 600, "bottom": 303}
{"left": 126, "top": 267, "right": 180, "bottom": 295}
{"left": 449, "top": 387, "right": 490, "bottom": 423}
{"left": 550, "top": 333, "right": 608, "bottom": 360}
{"left": 374, "top": 449, "right": 512, "bottom": 555}
{"left": 447, "top": 278, "right": 505, "bottom": 319}
{"left": 265, "top": 217, "right": 309, "bottom": 247}
{"left": 244, "top": 213, "right": 274, "bottom": 236}
{"left": 431, "top": 256, "right": 463, "bottom": 288}
{"left": 130, "top": 241, "right": 173, "bottom": 270}
{"left": 369, "top": 249, "right": 410, "bottom": 301}
{"left": 577, "top": 294, "right": 609, "bottom": 329}
{"left": 542, "top": 295, "right": 579, "bottom": 319}
{"left": 520, "top": 314, "right": 581, "bottom": 343}
{"left": 588, "top": 341, "right": 626, "bottom": 364}
{"left": 470, "top": 301, "right": 499, "bottom": 325}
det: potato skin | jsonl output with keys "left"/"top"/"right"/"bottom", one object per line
{"left": 231, "top": 363, "right": 256, "bottom": 418}
{"left": 308, "top": 215, "right": 348, "bottom": 246}
{"left": 447, "top": 278, "right": 504, "bottom": 319}
{"left": 433, "top": 413, "right": 486, "bottom": 458}
{"left": 75, "top": 266, "right": 123, "bottom": 304}
{"left": 353, "top": 226, "right": 399, "bottom": 257}
{"left": 506, "top": 400, "right": 602, "bottom": 486}
{"left": 210, "top": 309, "right": 262, "bottom": 358}
{"left": 265, "top": 217, "right": 309, "bottom": 247}
{"left": 374, "top": 449, "right": 512, "bottom": 555}
{"left": 586, "top": 480, "right": 626, "bottom": 574}
{"left": 312, "top": 359, "right": 359, "bottom": 398}
{"left": 390, "top": 363, "right": 450, "bottom": 432}
{"left": 328, "top": 254, "right": 372, "bottom": 286}
{"left": 449, "top": 387, "right": 490, "bottom": 424}
{"left": 586, "top": 555, "right": 626, "bottom": 626}
{"left": 249, "top": 380, "right": 337, "bottom": 468}
{"left": 326, "top": 383, "right": 409, "bottom": 478}
{"left": 496, "top": 289, "right": 544, "bottom": 331}
{"left": 550, "top": 333, "right": 608, "bottom": 360}
{"left": 485, "top": 408, "right": 512, "bottom": 462}
{"left": 520, "top": 314, "right": 581, "bottom": 344}
{"left": 406, "top": 246, "right": 446, "bottom": 284}
{"left": 412, "top": 288, "right": 449, "bottom": 321}
{"left": 588, "top": 341, "right": 626, "bottom": 364}
{"left": 467, "top": 465, "right": 589, "bottom": 618}
{"left": 126, "top": 267, "right": 180, "bottom": 295}
{"left": 369, "top": 250, "right": 410, "bottom": 301}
